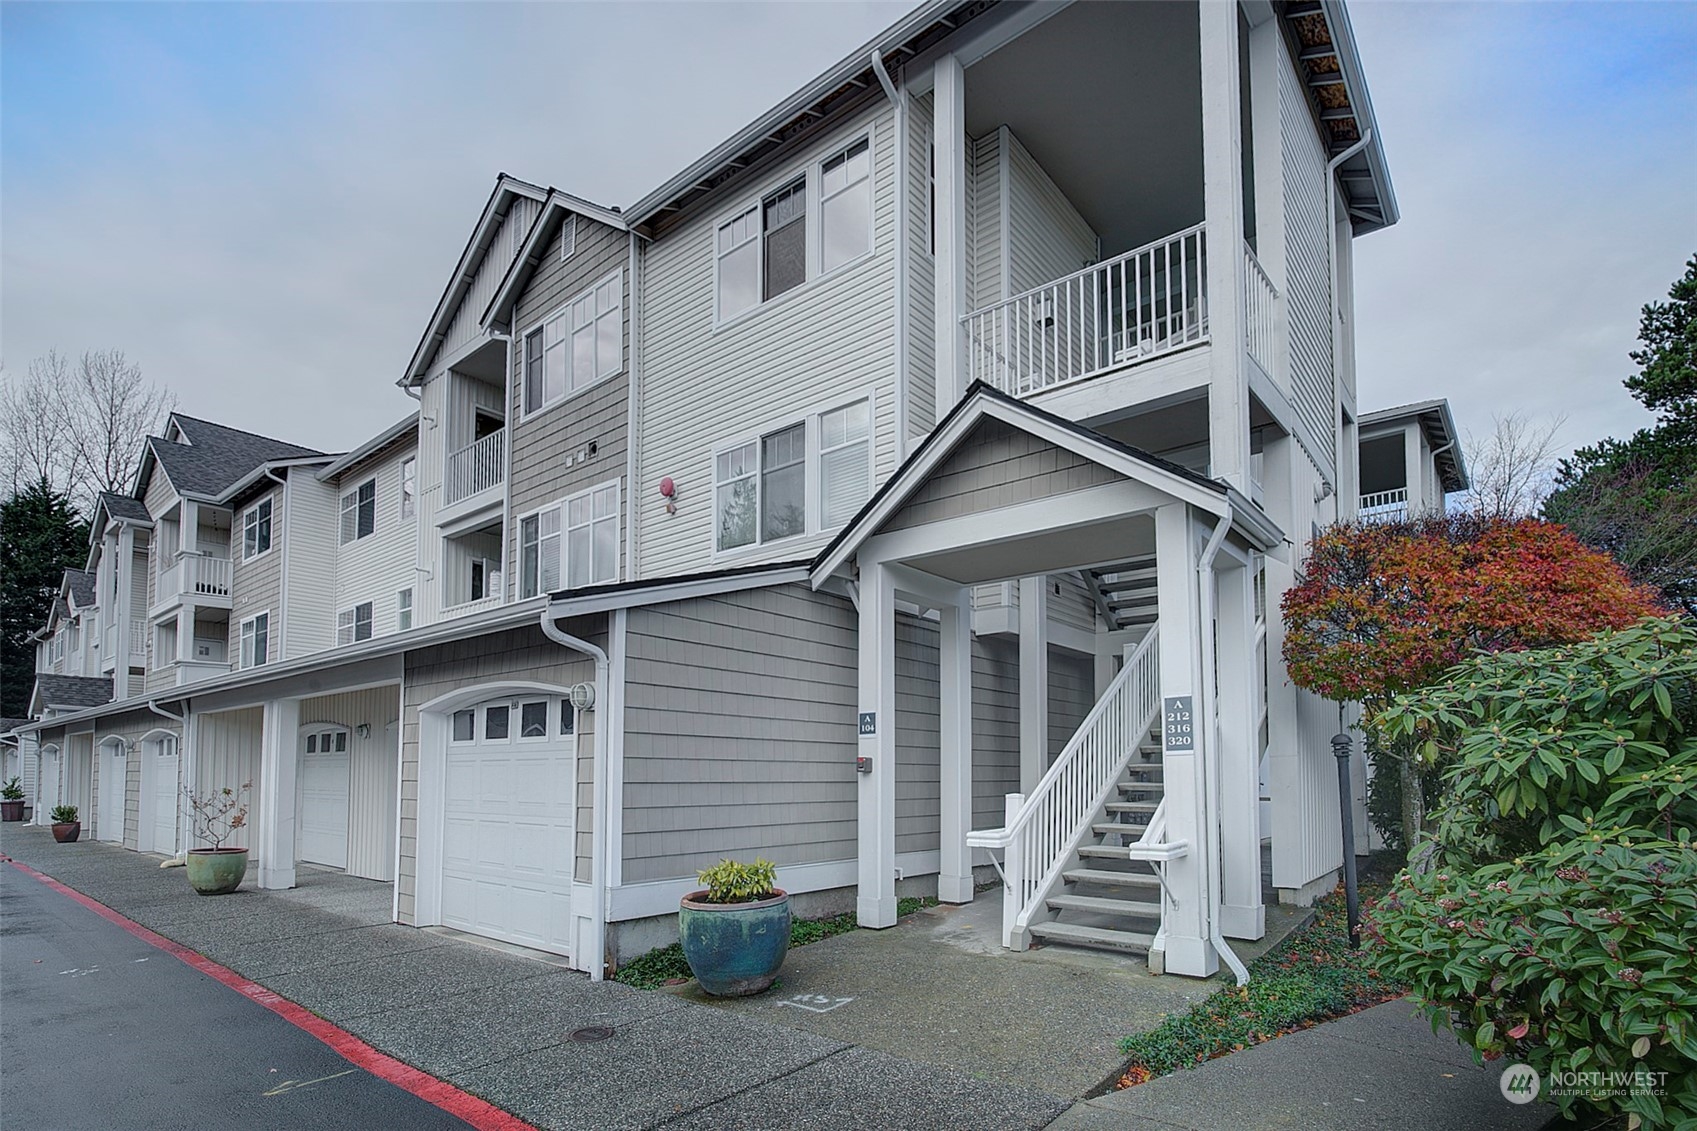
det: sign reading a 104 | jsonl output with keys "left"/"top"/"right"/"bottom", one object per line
{"left": 1163, "top": 696, "right": 1195, "bottom": 751}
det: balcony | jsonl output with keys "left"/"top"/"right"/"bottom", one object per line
{"left": 152, "top": 553, "right": 233, "bottom": 617}
{"left": 1359, "top": 488, "right": 1409, "bottom": 523}
{"left": 444, "top": 428, "right": 505, "bottom": 507}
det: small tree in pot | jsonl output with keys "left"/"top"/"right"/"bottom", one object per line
{"left": 49, "top": 804, "right": 80, "bottom": 842}
{"left": 1, "top": 777, "right": 25, "bottom": 822}
{"left": 183, "top": 781, "right": 251, "bottom": 895}
{"left": 679, "top": 858, "right": 790, "bottom": 996}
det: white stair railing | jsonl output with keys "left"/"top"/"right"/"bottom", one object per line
{"left": 969, "top": 623, "right": 1164, "bottom": 949}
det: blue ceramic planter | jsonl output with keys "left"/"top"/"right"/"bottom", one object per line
{"left": 678, "top": 889, "right": 791, "bottom": 996}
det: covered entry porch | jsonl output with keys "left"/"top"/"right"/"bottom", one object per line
{"left": 812, "top": 385, "right": 1282, "bottom": 979}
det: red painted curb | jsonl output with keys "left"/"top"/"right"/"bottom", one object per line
{"left": 2, "top": 855, "right": 541, "bottom": 1131}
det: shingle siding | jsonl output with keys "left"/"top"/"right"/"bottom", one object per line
{"left": 229, "top": 487, "right": 283, "bottom": 663}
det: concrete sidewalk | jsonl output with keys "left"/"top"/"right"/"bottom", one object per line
{"left": 1049, "top": 998, "right": 1555, "bottom": 1131}
{"left": 0, "top": 826, "right": 1065, "bottom": 1131}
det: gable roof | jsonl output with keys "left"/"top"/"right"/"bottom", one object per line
{"left": 315, "top": 412, "right": 420, "bottom": 483}
{"left": 139, "top": 413, "right": 321, "bottom": 501}
{"left": 811, "top": 382, "right": 1282, "bottom": 586}
{"left": 400, "top": 174, "right": 549, "bottom": 388}
{"left": 95, "top": 492, "right": 152, "bottom": 526}
{"left": 63, "top": 569, "right": 97, "bottom": 610}
{"left": 482, "top": 189, "right": 629, "bottom": 333}
{"left": 34, "top": 674, "right": 113, "bottom": 711}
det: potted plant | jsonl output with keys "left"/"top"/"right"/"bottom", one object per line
{"left": 183, "top": 781, "right": 251, "bottom": 895}
{"left": 678, "top": 858, "right": 790, "bottom": 997}
{"left": 49, "top": 805, "right": 80, "bottom": 842}
{"left": 1, "top": 778, "right": 25, "bottom": 822}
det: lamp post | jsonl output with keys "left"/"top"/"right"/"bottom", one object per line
{"left": 1332, "top": 731, "right": 1361, "bottom": 948}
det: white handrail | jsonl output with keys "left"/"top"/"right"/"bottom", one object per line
{"left": 1358, "top": 487, "right": 1409, "bottom": 522}
{"left": 1243, "top": 242, "right": 1277, "bottom": 376}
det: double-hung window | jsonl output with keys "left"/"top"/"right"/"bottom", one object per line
{"left": 820, "top": 138, "right": 871, "bottom": 272}
{"left": 399, "top": 457, "right": 417, "bottom": 520}
{"left": 336, "top": 602, "right": 373, "bottom": 646}
{"left": 523, "top": 271, "right": 623, "bottom": 415}
{"left": 396, "top": 587, "right": 413, "bottom": 632}
{"left": 715, "top": 397, "right": 871, "bottom": 553}
{"left": 243, "top": 498, "right": 272, "bottom": 559}
{"left": 240, "top": 613, "right": 269, "bottom": 669}
{"left": 519, "top": 481, "right": 619, "bottom": 597}
{"left": 340, "top": 479, "right": 375, "bottom": 544}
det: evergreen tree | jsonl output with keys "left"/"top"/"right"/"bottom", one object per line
{"left": 0, "top": 480, "right": 89, "bottom": 717}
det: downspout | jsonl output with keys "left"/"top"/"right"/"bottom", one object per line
{"left": 539, "top": 607, "right": 611, "bottom": 981}
{"left": 1196, "top": 514, "right": 1251, "bottom": 985}
{"left": 147, "top": 699, "right": 189, "bottom": 860}
{"left": 1325, "top": 130, "right": 1372, "bottom": 499}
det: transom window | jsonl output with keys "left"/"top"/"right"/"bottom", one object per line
{"left": 523, "top": 270, "right": 623, "bottom": 415}
{"left": 336, "top": 602, "right": 373, "bottom": 646}
{"left": 243, "top": 498, "right": 272, "bottom": 559}
{"left": 520, "top": 480, "right": 619, "bottom": 597}
{"left": 340, "top": 479, "right": 376, "bottom": 544}
{"left": 304, "top": 729, "right": 348, "bottom": 754}
{"left": 448, "top": 696, "right": 576, "bottom": 744}
{"left": 715, "top": 398, "right": 872, "bottom": 553}
{"left": 239, "top": 612, "right": 269, "bottom": 670}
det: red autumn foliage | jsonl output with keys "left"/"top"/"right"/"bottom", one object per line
{"left": 1281, "top": 515, "right": 1663, "bottom": 703}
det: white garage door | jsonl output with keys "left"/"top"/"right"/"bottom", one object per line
{"left": 298, "top": 727, "right": 351, "bottom": 869}
{"left": 440, "top": 698, "right": 576, "bottom": 956}
{"left": 142, "top": 736, "right": 180, "bottom": 855}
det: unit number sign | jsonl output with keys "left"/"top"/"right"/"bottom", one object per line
{"left": 1163, "top": 696, "right": 1195, "bottom": 751}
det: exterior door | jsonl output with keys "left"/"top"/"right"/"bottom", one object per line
{"left": 37, "top": 748, "right": 60, "bottom": 823}
{"left": 297, "top": 726, "right": 351, "bottom": 869}
{"left": 97, "top": 741, "right": 125, "bottom": 843}
{"left": 439, "top": 697, "right": 575, "bottom": 955}
{"left": 141, "top": 736, "right": 180, "bottom": 855}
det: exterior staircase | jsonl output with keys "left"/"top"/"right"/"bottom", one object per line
{"left": 1087, "top": 557, "right": 1158, "bottom": 631}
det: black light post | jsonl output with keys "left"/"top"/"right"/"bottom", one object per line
{"left": 1332, "top": 731, "right": 1361, "bottom": 948}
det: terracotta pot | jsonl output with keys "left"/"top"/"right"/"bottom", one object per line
{"left": 678, "top": 889, "right": 791, "bottom": 997}
{"left": 186, "top": 848, "right": 249, "bottom": 895}
{"left": 1, "top": 799, "right": 24, "bottom": 822}
{"left": 51, "top": 821, "right": 81, "bottom": 843}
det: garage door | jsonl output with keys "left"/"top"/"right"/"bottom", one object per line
{"left": 440, "top": 698, "right": 576, "bottom": 955}
{"left": 298, "top": 727, "right": 351, "bottom": 869}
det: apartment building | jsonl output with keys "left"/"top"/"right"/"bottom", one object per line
{"left": 15, "top": 0, "right": 1470, "bottom": 982}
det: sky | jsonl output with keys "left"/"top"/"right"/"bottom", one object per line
{"left": 3, "top": 0, "right": 1695, "bottom": 467}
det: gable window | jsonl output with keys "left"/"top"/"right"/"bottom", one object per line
{"left": 715, "top": 398, "right": 873, "bottom": 553}
{"left": 243, "top": 498, "right": 272, "bottom": 560}
{"left": 340, "top": 479, "right": 376, "bottom": 544}
{"left": 397, "top": 587, "right": 413, "bottom": 632}
{"left": 559, "top": 214, "right": 577, "bottom": 262}
{"left": 239, "top": 613, "right": 269, "bottom": 669}
{"left": 400, "top": 457, "right": 417, "bottom": 520}
{"left": 520, "top": 480, "right": 619, "bottom": 598}
{"left": 336, "top": 602, "right": 373, "bottom": 646}
{"left": 523, "top": 271, "right": 623, "bottom": 415}
{"left": 820, "top": 138, "right": 871, "bottom": 272}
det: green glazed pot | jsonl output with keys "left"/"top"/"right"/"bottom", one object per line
{"left": 678, "top": 889, "right": 790, "bottom": 997}
{"left": 186, "top": 848, "right": 249, "bottom": 895}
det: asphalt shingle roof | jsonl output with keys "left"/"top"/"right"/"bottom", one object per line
{"left": 0, "top": 718, "right": 28, "bottom": 736}
{"left": 35, "top": 675, "right": 112, "bottom": 710}
{"left": 98, "top": 492, "right": 152, "bottom": 523}
{"left": 63, "top": 569, "right": 97, "bottom": 609}
{"left": 149, "top": 414, "right": 321, "bottom": 498}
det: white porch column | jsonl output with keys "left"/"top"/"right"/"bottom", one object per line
{"left": 932, "top": 52, "right": 968, "bottom": 406}
{"left": 256, "top": 697, "right": 301, "bottom": 890}
{"left": 937, "top": 595, "right": 975, "bottom": 904}
{"left": 1152, "top": 503, "right": 1218, "bottom": 977}
{"left": 1215, "top": 555, "right": 1265, "bottom": 940}
{"left": 1017, "top": 576, "right": 1049, "bottom": 793}
{"left": 1403, "top": 421, "right": 1424, "bottom": 516}
{"left": 1199, "top": 0, "right": 1250, "bottom": 491}
{"left": 856, "top": 560, "right": 898, "bottom": 928}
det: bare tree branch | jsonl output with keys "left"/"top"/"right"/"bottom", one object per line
{"left": 65, "top": 349, "right": 175, "bottom": 508}
{"left": 1461, "top": 412, "right": 1567, "bottom": 518}
{"left": 0, "top": 351, "right": 74, "bottom": 495}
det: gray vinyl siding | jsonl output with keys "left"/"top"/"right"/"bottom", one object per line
{"left": 89, "top": 707, "right": 180, "bottom": 852}
{"left": 895, "top": 614, "right": 940, "bottom": 856}
{"left": 972, "top": 636, "right": 1021, "bottom": 830}
{"left": 397, "top": 622, "right": 601, "bottom": 924}
{"left": 142, "top": 472, "right": 178, "bottom": 692}
{"left": 906, "top": 90, "right": 937, "bottom": 438}
{"left": 1048, "top": 647, "right": 1095, "bottom": 760}
{"left": 439, "top": 196, "right": 543, "bottom": 364}
{"left": 622, "top": 584, "right": 858, "bottom": 884}
{"left": 284, "top": 476, "right": 340, "bottom": 655}
{"left": 507, "top": 217, "right": 631, "bottom": 589}
{"left": 1048, "top": 572, "right": 1099, "bottom": 634}
{"left": 1005, "top": 130, "right": 1099, "bottom": 296}
{"left": 968, "top": 130, "right": 1001, "bottom": 310}
{"left": 332, "top": 443, "right": 420, "bottom": 640}
{"left": 299, "top": 686, "right": 401, "bottom": 882}
{"left": 193, "top": 707, "right": 263, "bottom": 854}
{"left": 229, "top": 488, "right": 283, "bottom": 664}
{"left": 882, "top": 417, "right": 1123, "bottom": 533}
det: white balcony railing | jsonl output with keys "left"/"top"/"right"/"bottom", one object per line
{"left": 962, "top": 224, "right": 1208, "bottom": 398}
{"left": 444, "top": 428, "right": 505, "bottom": 506}
{"left": 129, "top": 618, "right": 147, "bottom": 658}
{"left": 444, "top": 594, "right": 502, "bottom": 619}
{"left": 157, "top": 553, "right": 232, "bottom": 606}
{"left": 1359, "top": 488, "right": 1409, "bottom": 523}
{"left": 1243, "top": 243, "right": 1278, "bottom": 376}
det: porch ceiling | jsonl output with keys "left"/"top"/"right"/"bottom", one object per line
{"left": 904, "top": 513, "right": 1155, "bottom": 586}
{"left": 964, "top": 0, "right": 1203, "bottom": 256}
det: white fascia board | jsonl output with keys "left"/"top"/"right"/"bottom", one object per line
{"left": 1320, "top": 0, "right": 1398, "bottom": 229}
{"left": 216, "top": 456, "right": 336, "bottom": 505}
{"left": 314, "top": 416, "right": 420, "bottom": 482}
{"left": 545, "top": 565, "right": 812, "bottom": 620}
{"left": 1223, "top": 486, "right": 1286, "bottom": 554}
{"left": 482, "top": 192, "right": 632, "bottom": 334}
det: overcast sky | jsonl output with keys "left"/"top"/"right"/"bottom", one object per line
{"left": 4, "top": 1, "right": 1694, "bottom": 466}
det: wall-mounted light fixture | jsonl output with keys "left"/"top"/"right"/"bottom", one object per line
{"left": 659, "top": 476, "right": 677, "bottom": 515}
{"left": 356, "top": 723, "right": 371, "bottom": 739}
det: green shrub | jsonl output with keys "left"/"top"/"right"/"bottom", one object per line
{"left": 49, "top": 804, "right": 77, "bottom": 823}
{"left": 2, "top": 777, "right": 23, "bottom": 801}
{"left": 696, "top": 858, "right": 778, "bottom": 904}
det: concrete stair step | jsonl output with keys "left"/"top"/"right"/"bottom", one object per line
{"left": 1029, "top": 921, "right": 1156, "bottom": 954}
{"left": 1092, "top": 820, "right": 1153, "bottom": 836}
{"left": 1115, "top": 781, "right": 1164, "bottom": 795}
{"left": 1062, "top": 868, "right": 1161, "bottom": 889}
{"left": 1105, "top": 801, "right": 1161, "bottom": 815}
{"left": 1046, "top": 893, "right": 1163, "bottom": 918}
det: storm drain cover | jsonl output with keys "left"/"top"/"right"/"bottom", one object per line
{"left": 569, "top": 1026, "right": 615, "bottom": 1043}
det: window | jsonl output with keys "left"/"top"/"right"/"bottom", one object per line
{"left": 523, "top": 271, "right": 623, "bottom": 415}
{"left": 560, "top": 700, "right": 575, "bottom": 736}
{"left": 470, "top": 558, "right": 501, "bottom": 602}
{"left": 305, "top": 729, "right": 347, "bottom": 754}
{"left": 762, "top": 179, "right": 807, "bottom": 300}
{"left": 336, "top": 602, "right": 373, "bottom": 646}
{"left": 520, "top": 481, "right": 618, "bottom": 597}
{"left": 484, "top": 704, "right": 509, "bottom": 740}
{"left": 820, "top": 138, "right": 871, "bottom": 272}
{"left": 240, "top": 613, "right": 269, "bottom": 670}
{"left": 715, "top": 399, "right": 873, "bottom": 553}
{"left": 243, "top": 498, "right": 272, "bottom": 559}
{"left": 340, "top": 479, "right": 376, "bottom": 544}
{"left": 400, "top": 458, "right": 417, "bottom": 520}
{"left": 559, "top": 214, "right": 577, "bottom": 262}
{"left": 451, "top": 709, "right": 474, "bottom": 742}
{"left": 717, "top": 205, "right": 760, "bottom": 320}
{"left": 519, "top": 701, "right": 548, "bottom": 738}
{"left": 397, "top": 588, "right": 413, "bottom": 632}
